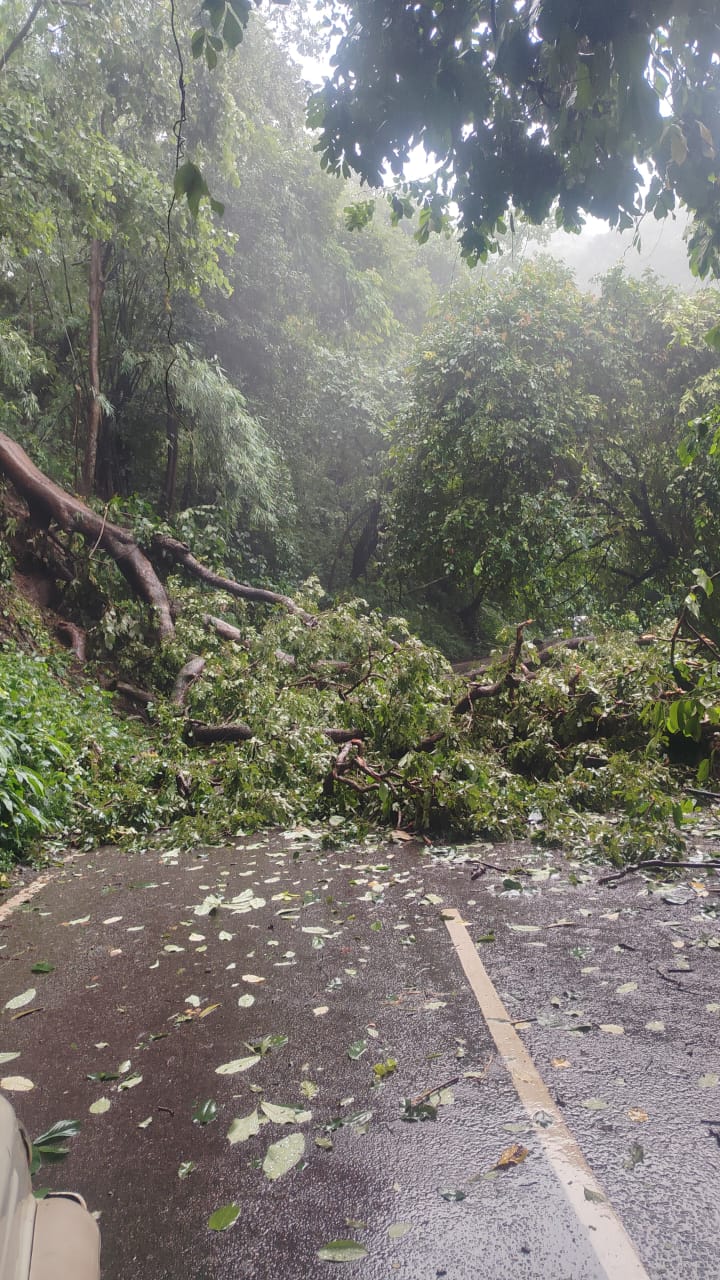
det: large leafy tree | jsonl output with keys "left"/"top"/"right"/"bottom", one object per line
{"left": 309, "top": 1, "right": 720, "bottom": 274}
{"left": 385, "top": 261, "right": 720, "bottom": 641}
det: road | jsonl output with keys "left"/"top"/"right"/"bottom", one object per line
{"left": 1, "top": 830, "right": 719, "bottom": 1278}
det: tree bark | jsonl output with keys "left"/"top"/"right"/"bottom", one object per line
{"left": 163, "top": 405, "right": 179, "bottom": 515}
{"left": 202, "top": 613, "right": 245, "bottom": 643}
{"left": 81, "top": 238, "right": 108, "bottom": 496}
{"left": 183, "top": 721, "right": 254, "bottom": 745}
{"left": 172, "top": 656, "right": 205, "bottom": 706}
{"left": 0, "top": 431, "right": 175, "bottom": 638}
{"left": 183, "top": 721, "right": 360, "bottom": 746}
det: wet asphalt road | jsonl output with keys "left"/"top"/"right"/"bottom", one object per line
{"left": 1, "top": 831, "right": 720, "bottom": 1279}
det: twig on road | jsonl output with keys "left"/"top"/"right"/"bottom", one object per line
{"left": 469, "top": 861, "right": 531, "bottom": 880}
{"left": 409, "top": 1076, "right": 460, "bottom": 1107}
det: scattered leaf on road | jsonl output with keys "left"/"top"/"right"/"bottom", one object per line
{"left": 227, "top": 1111, "right": 261, "bottom": 1144}
{"left": 317, "top": 1240, "right": 368, "bottom": 1262}
{"left": 0, "top": 1076, "right": 34, "bottom": 1092}
{"left": 372, "top": 1059, "right": 397, "bottom": 1079}
{"left": 118, "top": 1073, "right": 142, "bottom": 1090}
{"left": 494, "top": 1143, "right": 529, "bottom": 1170}
{"left": 89, "top": 1098, "right": 111, "bottom": 1115}
{"left": 215, "top": 1055, "right": 260, "bottom": 1075}
{"left": 387, "top": 1222, "right": 412, "bottom": 1239}
{"left": 4, "top": 989, "right": 36, "bottom": 1011}
{"left": 262, "top": 1132, "right": 305, "bottom": 1180}
{"left": 261, "top": 1101, "right": 312, "bottom": 1125}
{"left": 208, "top": 1204, "right": 240, "bottom": 1232}
{"left": 192, "top": 1099, "right": 218, "bottom": 1125}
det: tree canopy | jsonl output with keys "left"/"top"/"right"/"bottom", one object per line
{"left": 309, "top": 1, "right": 720, "bottom": 273}
{"left": 385, "top": 260, "right": 720, "bottom": 640}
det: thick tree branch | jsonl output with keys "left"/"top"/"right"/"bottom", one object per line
{"left": 153, "top": 534, "right": 315, "bottom": 624}
{"left": 0, "top": 0, "right": 44, "bottom": 74}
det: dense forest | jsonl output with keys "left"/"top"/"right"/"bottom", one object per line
{"left": 1, "top": 0, "right": 720, "bottom": 870}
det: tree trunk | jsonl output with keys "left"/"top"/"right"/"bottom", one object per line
{"left": 163, "top": 405, "right": 180, "bottom": 515}
{"left": 81, "top": 238, "right": 107, "bottom": 496}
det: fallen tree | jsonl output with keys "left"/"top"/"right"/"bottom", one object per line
{"left": 0, "top": 432, "right": 314, "bottom": 639}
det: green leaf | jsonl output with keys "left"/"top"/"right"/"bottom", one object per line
{"left": 372, "top": 1058, "right": 397, "bottom": 1079}
{"left": 192, "top": 1098, "right": 218, "bottom": 1125}
{"left": 317, "top": 1240, "right": 368, "bottom": 1262}
{"left": 704, "top": 323, "right": 720, "bottom": 352}
{"left": 173, "top": 161, "right": 210, "bottom": 219}
{"left": 692, "top": 567, "right": 714, "bottom": 598}
{"left": 222, "top": 8, "right": 244, "bottom": 49}
{"left": 344, "top": 200, "right": 375, "bottom": 231}
{"left": 30, "top": 961, "right": 54, "bottom": 974}
{"left": 33, "top": 1120, "right": 80, "bottom": 1146}
{"left": 190, "top": 29, "right": 206, "bottom": 58}
{"left": 401, "top": 1098, "right": 437, "bottom": 1122}
{"left": 208, "top": 1204, "right": 240, "bottom": 1232}
{"left": 347, "top": 1039, "right": 367, "bottom": 1060}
